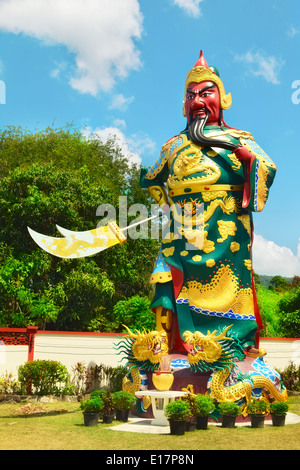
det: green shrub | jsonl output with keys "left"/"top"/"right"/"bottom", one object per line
{"left": 18, "top": 360, "right": 69, "bottom": 395}
{"left": 270, "top": 402, "right": 289, "bottom": 415}
{"left": 90, "top": 389, "right": 108, "bottom": 399}
{"left": 194, "top": 394, "right": 215, "bottom": 416}
{"left": 80, "top": 397, "right": 104, "bottom": 413}
{"left": 246, "top": 399, "right": 270, "bottom": 415}
{"left": 277, "top": 361, "right": 300, "bottom": 391}
{"left": 218, "top": 402, "right": 242, "bottom": 416}
{"left": 91, "top": 390, "right": 114, "bottom": 413}
{"left": 112, "top": 390, "right": 136, "bottom": 410}
{"left": 164, "top": 399, "right": 192, "bottom": 421}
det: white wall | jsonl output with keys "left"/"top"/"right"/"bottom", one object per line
{"left": 259, "top": 338, "right": 300, "bottom": 371}
{"left": 0, "top": 332, "right": 299, "bottom": 378}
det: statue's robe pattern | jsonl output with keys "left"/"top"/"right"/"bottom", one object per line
{"left": 140, "top": 126, "right": 276, "bottom": 348}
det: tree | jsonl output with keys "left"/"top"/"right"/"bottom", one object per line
{"left": 113, "top": 295, "right": 156, "bottom": 332}
{"left": 0, "top": 127, "right": 158, "bottom": 331}
{"left": 277, "top": 288, "right": 300, "bottom": 338}
{"left": 256, "top": 284, "right": 284, "bottom": 337}
{"left": 269, "top": 275, "right": 289, "bottom": 292}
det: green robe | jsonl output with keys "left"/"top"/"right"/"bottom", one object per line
{"left": 140, "top": 126, "right": 276, "bottom": 349}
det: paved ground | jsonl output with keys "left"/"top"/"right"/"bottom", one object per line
{"left": 110, "top": 413, "right": 300, "bottom": 434}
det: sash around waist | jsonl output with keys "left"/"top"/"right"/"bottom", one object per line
{"left": 167, "top": 183, "right": 243, "bottom": 197}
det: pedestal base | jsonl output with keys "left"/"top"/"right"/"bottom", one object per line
{"left": 135, "top": 390, "right": 188, "bottom": 426}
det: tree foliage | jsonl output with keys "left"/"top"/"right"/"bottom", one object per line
{"left": 256, "top": 274, "right": 300, "bottom": 338}
{"left": 0, "top": 125, "right": 158, "bottom": 331}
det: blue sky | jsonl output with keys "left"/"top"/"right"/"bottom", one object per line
{"left": 0, "top": 0, "right": 299, "bottom": 276}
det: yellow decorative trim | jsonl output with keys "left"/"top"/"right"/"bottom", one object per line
{"left": 206, "top": 259, "right": 215, "bottom": 267}
{"left": 180, "top": 250, "right": 189, "bottom": 257}
{"left": 227, "top": 152, "right": 242, "bottom": 171}
{"left": 244, "top": 259, "right": 252, "bottom": 270}
{"left": 202, "top": 232, "right": 215, "bottom": 253}
{"left": 192, "top": 255, "right": 202, "bottom": 262}
{"left": 217, "top": 220, "right": 237, "bottom": 243}
{"left": 206, "top": 150, "right": 218, "bottom": 157}
{"left": 148, "top": 185, "right": 169, "bottom": 206}
{"left": 162, "top": 232, "right": 179, "bottom": 244}
{"left": 150, "top": 271, "right": 173, "bottom": 284}
{"left": 179, "top": 264, "right": 254, "bottom": 317}
{"left": 237, "top": 214, "right": 251, "bottom": 236}
{"left": 168, "top": 183, "right": 243, "bottom": 198}
{"left": 230, "top": 241, "right": 240, "bottom": 253}
{"left": 161, "top": 246, "right": 175, "bottom": 257}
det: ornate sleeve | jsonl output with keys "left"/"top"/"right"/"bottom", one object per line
{"left": 239, "top": 137, "right": 277, "bottom": 212}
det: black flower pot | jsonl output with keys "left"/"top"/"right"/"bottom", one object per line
{"left": 169, "top": 419, "right": 186, "bottom": 435}
{"left": 83, "top": 412, "right": 99, "bottom": 427}
{"left": 103, "top": 414, "right": 114, "bottom": 424}
{"left": 271, "top": 413, "right": 286, "bottom": 427}
{"left": 250, "top": 414, "right": 265, "bottom": 428}
{"left": 185, "top": 418, "right": 196, "bottom": 432}
{"left": 196, "top": 415, "right": 209, "bottom": 430}
{"left": 116, "top": 409, "right": 130, "bottom": 422}
{"left": 221, "top": 415, "right": 237, "bottom": 428}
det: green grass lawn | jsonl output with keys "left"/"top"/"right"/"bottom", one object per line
{"left": 0, "top": 396, "right": 299, "bottom": 451}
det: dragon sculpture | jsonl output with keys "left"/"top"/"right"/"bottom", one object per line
{"left": 114, "top": 326, "right": 169, "bottom": 411}
{"left": 183, "top": 325, "right": 288, "bottom": 412}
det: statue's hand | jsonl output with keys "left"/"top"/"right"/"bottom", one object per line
{"left": 233, "top": 146, "right": 255, "bottom": 163}
{"left": 160, "top": 203, "right": 170, "bottom": 213}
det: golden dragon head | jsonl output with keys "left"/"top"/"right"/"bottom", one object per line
{"left": 183, "top": 325, "right": 233, "bottom": 365}
{"left": 123, "top": 325, "right": 169, "bottom": 364}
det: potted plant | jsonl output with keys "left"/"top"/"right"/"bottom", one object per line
{"left": 270, "top": 401, "right": 289, "bottom": 427}
{"left": 181, "top": 392, "right": 198, "bottom": 432}
{"left": 112, "top": 390, "right": 136, "bottom": 422}
{"left": 101, "top": 391, "right": 115, "bottom": 423}
{"left": 164, "top": 399, "right": 192, "bottom": 435}
{"left": 152, "top": 356, "right": 174, "bottom": 391}
{"left": 90, "top": 389, "right": 114, "bottom": 422}
{"left": 218, "top": 401, "right": 242, "bottom": 428}
{"left": 80, "top": 397, "right": 104, "bottom": 426}
{"left": 246, "top": 398, "right": 270, "bottom": 428}
{"left": 194, "top": 394, "right": 215, "bottom": 430}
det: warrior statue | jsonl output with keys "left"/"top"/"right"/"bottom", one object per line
{"left": 140, "top": 50, "right": 277, "bottom": 355}
{"left": 28, "top": 50, "right": 286, "bottom": 410}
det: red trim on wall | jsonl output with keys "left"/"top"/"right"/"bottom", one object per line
{"left": 0, "top": 326, "right": 38, "bottom": 361}
{"left": 35, "top": 330, "right": 298, "bottom": 341}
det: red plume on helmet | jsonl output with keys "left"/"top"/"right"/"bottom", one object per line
{"left": 193, "top": 50, "right": 209, "bottom": 68}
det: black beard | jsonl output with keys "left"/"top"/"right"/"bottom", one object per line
{"left": 187, "top": 113, "right": 238, "bottom": 151}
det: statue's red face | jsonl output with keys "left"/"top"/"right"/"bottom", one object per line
{"left": 185, "top": 80, "right": 221, "bottom": 125}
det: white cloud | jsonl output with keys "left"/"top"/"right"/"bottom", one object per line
{"left": 252, "top": 234, "right": 300, "bottom": 277}
{"left": 287, "top": 26, "right": 299, "bottom": 38}
{"left": 113, "top": 118, "right": 127, "bottom": 129}
{"left": 235, "top": 50, "right": 284, "bottom": 85}
{"left": 109, "top": 94, "right": 135, "bottom": 111}
{"left": 82, "top": 125, "right": 156, "bottom": 167}
{"left": 0, "top": 0, "right": 143, "bottom": 96}
{"left": 172, "top": 0, "right": 204, "bottom": 17}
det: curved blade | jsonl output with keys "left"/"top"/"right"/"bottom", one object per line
{"left": 28, "top": 223, "right": 124, "bottom": 259}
